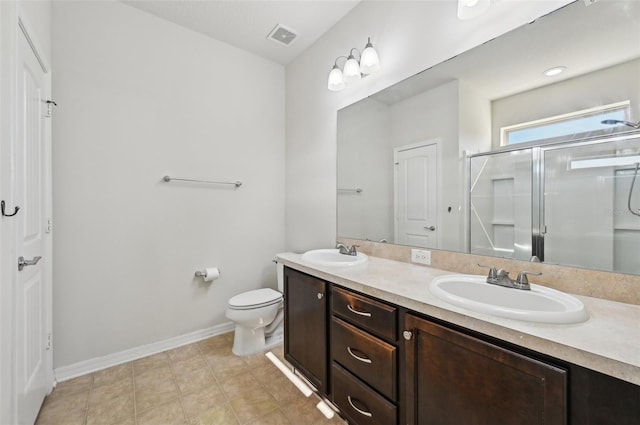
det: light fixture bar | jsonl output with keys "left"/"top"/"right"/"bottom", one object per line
{"left": 265, "top": 351, "right": 313, "bottom": 397}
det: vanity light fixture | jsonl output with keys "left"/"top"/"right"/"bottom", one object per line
{"left": 327, "top": 37, "right": 380, "bottom": 92}
{"left": 544, "top": 66, "right": 567, "bottom": 77}
{"left": 457, "top": 0, "right": 491, "bottom": 20}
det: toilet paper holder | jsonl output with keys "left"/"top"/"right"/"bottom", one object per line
{"left": 194, "top": 267, "right": 221, "bottom": 280}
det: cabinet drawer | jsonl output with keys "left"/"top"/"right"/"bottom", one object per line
{"left": 332, "top": 363, "right": 396, "bottom": 425}
{"left": 331, "top": 317, "right": 397, "bottom": 401}
{"left": 332, "top": 286, "right": 397, "bottom": 341}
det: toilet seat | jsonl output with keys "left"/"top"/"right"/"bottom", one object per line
{"left": 228, "top": 288, "right": 282, "bottom": 310}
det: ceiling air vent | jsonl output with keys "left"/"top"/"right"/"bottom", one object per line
{"left": 267, "top": 24, "right": 298, "bottom": 47}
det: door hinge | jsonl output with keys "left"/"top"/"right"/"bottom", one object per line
{"left": 46, "top": 218, "right": 53, "bottom": 233}
{"left": 45, "top": 100, "right": 57, "bottom": 118}
{"left": 46, "top": 333, "right": 52, "bottom": 350}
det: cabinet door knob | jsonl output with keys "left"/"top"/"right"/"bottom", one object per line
{"left": 317, "top": 293, "right": 323, "bottom": 300}
{"left": 403, "top": 330, "right": 413, "bottom": 341}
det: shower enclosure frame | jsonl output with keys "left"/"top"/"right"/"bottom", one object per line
{"left": 468, "top": 129, "right": 640, "bottom": 265}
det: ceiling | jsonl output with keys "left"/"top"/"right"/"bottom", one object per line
{"left": 371, "top": 0, "right": 640, "bottom": 105}
{"left": 121, "top": 0, "right": 361, "bottom": 65}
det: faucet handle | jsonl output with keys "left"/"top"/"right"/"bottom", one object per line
{"left": 336, "top": 243, "right": 349, "bottom": 255}
{"left": 496, "top": 268, "right": 510, "bottom": 278}
{"left": 516, "top": 271, "right": 542, "bottom": 285}
{"left": 477, "top": 264, "right": 498, "bottom": 279}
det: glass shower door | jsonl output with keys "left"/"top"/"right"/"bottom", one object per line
{"left": 543, "top": 135, "right": 640, "bottom": 273}
{"left": 469, "top": 149, "right": 533, "bottom": 260}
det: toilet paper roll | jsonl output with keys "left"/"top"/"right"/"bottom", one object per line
{"left": 203, "top": 267, "right": 220, "bottom": 282}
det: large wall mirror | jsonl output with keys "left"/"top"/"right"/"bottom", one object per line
{"left": 337, "top": 0, "right": 640, "bottom": 275}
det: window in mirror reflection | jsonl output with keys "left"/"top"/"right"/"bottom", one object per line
{"left": 501, "top": 101, "right": 630, "bottom": 146}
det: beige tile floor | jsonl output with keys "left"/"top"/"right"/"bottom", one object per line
{"left": 35, "top": 332, "right": 346, "bottom": 425}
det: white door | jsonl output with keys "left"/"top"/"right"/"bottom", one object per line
{"left": 16, "top": 24, "right": 53, "bottom": 425}
{"left": 395, "top": 143, "right": 438, "bottom": 248}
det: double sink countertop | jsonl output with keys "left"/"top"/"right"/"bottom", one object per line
{"left": 277, "top": 252, "right": 640, "bottom": 386}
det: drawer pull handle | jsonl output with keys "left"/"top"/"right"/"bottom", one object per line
{"left": 347, "top": 346, "right": 372, "bottom": 364}
{"left": 347, "top": 304, "right": 372, "bottom": 317}
{"left": 347, "top": 396, "right": 373, "bottom": 418}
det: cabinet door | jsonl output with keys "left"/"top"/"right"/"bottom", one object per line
{"left": 284, "top": 267, "right": 328, "bottom": 394}
{"left": 404, "top": 314, "right": 567, "bottom": 425}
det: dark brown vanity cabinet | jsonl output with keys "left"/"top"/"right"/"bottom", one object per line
{"left": 404, "top": 313, "right": 567, "bottom": 425}
{"left": 283, "top": 267, "right": 328, "bottom": 394}
{"left": 283, "top": 265, "right": 639, "bottom": 425}
{"left": 330, "top": 286, "right": 399, "bottom": 425}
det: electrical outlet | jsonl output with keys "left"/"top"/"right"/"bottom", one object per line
{"left": 411, "top": 249, "right": 431, "bottom": 265}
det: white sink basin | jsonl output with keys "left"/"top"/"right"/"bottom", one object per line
{"left": 301, "top": 249, "right": 368, "bottom": 267}
{"left": 429, "top": 274, "right": 588, "bottom": 324}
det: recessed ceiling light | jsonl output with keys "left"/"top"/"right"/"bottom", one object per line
{"left": 544, "top": 66, "right": 566, "bottom": 77}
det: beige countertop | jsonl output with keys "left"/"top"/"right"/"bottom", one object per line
{"left": 277, "top": 252, "right": 640, "bottom": 386}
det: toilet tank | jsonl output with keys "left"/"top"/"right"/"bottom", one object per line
{"left": 277, "top": 262, "right": 284, "bottom": 291}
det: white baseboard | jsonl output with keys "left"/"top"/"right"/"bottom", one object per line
{"left": 54, "top": 322, "right": 235, "bottom": 383}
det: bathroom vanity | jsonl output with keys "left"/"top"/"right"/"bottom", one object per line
{"left": 280, "top": 254, "right": 640, "bottom": 425}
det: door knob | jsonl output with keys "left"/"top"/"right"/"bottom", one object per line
{"left": 18, "top": 256, "right": 42, "bottom": 271}
{"left": 317, "top": 293, "right": 324, "bottom": 300}
{"left": 403, "top": 330, "right": 413, "bottom": 340}
{"left": 424, "top": 226, "right": 435, "bottom": 231}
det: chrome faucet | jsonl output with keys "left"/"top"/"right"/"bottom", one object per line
{"left": 478, "top": 264, "right": 541, "bottom": 290}
{"left": 336, "top": 243, "right": 358, "bottom": 256}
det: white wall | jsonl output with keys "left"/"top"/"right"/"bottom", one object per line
{"left": 52, "top": 1, "right": 285, "bottom": 368}
{"left": 285, "top": 0, "right": 573, "bottom": 253}
{"left": 337, "top": 98, "right": 392, "bottom": 241}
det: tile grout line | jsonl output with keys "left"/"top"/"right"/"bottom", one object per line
{"left": 197, "top": 339, "right": 243, "bottom": 425}
{"left": 82, "top": 374, "right": 94, "bottom": 425}
{"left": 132, "top": 362, "right": 138, "bottom": 425}
{"left": 166, "top": 353, "right": 191, "bottom": 425}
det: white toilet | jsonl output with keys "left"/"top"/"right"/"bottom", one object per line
{"left": 225, "top": 264, "right": 284, "bottom": 356}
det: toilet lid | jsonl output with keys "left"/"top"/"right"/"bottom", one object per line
{"left": 228, "top": 288, "right": 283, "bottom": 310}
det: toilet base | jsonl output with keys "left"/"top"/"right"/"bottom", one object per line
{"left": 232, "top": 323, "right": 284, "bottom": 356}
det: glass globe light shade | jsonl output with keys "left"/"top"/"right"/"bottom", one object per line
{"left": 457, "top": 0, "right": 490, "bottom": 20}
{"left": 327, "top": 65, "right": 345, "bottom": 91}
{"left": 360, "top": 39, "right": 380, "bottom": 75}
{"left": 343, "top": 54, "right": 361, "bottom": 84}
